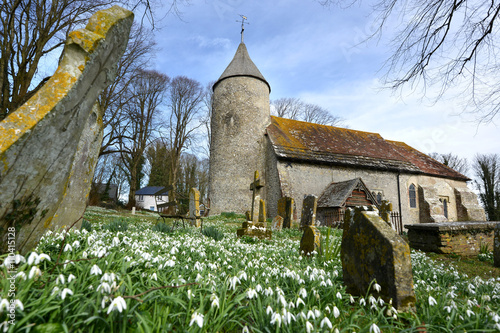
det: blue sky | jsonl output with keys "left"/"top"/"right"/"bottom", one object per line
{"left": 147, "top": 0, "right": 498, "bottom": 176}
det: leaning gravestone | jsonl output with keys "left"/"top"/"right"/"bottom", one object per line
{"left": 0, "top": 6, "right": 134, "bottom": 254}
{"left": 189, "top": 188, "right": 201, "bottom": 228}
{"left": 341, "top": 206, "right": 416, "bottom": 312}
{"left": 300, "top": 195, "right": 317, "bottom": 230}
{"left": 271, "top": 216, "right": 283, "bottom": 231}
{"left": 278, "top": 196, "right": 294, "bottom": 229}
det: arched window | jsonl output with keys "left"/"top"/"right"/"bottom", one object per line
{"left": 409, "top": 184, "right": 417, "bottom": 208}
{"left": 376, "top": 192, "right": 382, "bottom": 205}
{"left": 443, "top": 199, "right": 448, "bottom": 219}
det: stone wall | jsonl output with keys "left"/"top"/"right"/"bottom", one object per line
{"left": 208, "top": 76, "right": 270, "bottom": 215}
{"left": 405, "top": 222, "right": 499, "bottom": 255}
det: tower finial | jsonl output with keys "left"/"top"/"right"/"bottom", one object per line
{"left": 237, "top": 14, "right": 249, "bottom": 43}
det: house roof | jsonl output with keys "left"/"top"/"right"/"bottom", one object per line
{"left": 213, "top": 42, "right": 270, "bottom": 92}
{"left": 318, "top": 178, "right": 378, "bottom": 208}
{"left": 135, "top": 186, "right": 169, "bottom": 196}
{"left": 266, "top": 116, "right": 469, "bottom": 181}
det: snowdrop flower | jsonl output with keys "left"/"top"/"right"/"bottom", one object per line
{"left": 246, "top": 288, "right": 257, "bottom": 299}
{"left": 321, "top": 316, "right": 333, "bottom": 329}
{"left": 266, "top": 305, "right": 273, "bottom": 315}
{"left": 38, "top": 253, "right": 50, "bottom": 263}
{"left": 428, "top": 296, "right": 437, "bottom": 306}
{"left": 270, "top": 312, "right": 282, "bottom": 327}
{"left": 27, "top": 252, "right": 39, "bottom": 265}
{"left": 444, "top": 305, "right": 453, "bottom": 313}
{"left": 482, "top": 295, "right": 491, "bottom": 302}
{"left": 189, "top": 311, "right": 204, "bottom": 328}
{"left": 13, "top": 300, "right": 23, "bottom": 311}
{"left": 56, "top": 274, "right": 65, "bottom": 284}
{"left": 296, "top": 297, "right": 305, "bottom": 307}
{"left": 350, "top": 295, "right": 355, "bottom": 304}
{"left": 314, "top": 309, "right": 321, "bottom": 318}
{"left": 97, "top": 282, "right": 111, "bottom": 294}
{"left": 28, "top": 266, "right": 42, "bottom": 279}
{"left": 228, "top": 276, "right": 240, "bottom": 290}
{"left": 333, "top": 306, "right": 340, "bottom": 318}
{"left": 264, "top": 287, "right": 274, "bottom": 296}
{"left": 107, "top": 296, "right": 127, "bottom": 314}
{"left": 336, "top": 292, "right": 342, "bottom": 299}
{"left": 16, "top": 271, "right": 26, "bottom": 281}
{"left": 242, "top": 326, "right": 250, "bottom": 333}
{"left": 72, "top": 240, "right": 80, "bottom": 248}
{"left": 3, "top": 254, "right": 25, "bottom": 267}
{"left": 60, "top": 288, "right": 73, "bottom": 300}
{"left": 305, "top": 321, "right": 314, "bottom": 333}
{"left": 101, "top": 296, "right": 109, "bottom": 309}
{"left": 466, "top": 309, "right": 475, "bottom": 317}
{"left": 63, "top": 243, "right": 73, "bottom": 252}
{"left": 373, "top": 283, "right": 381, "bottom": 292}
{"left": 255, "top": 284, "right": 262, "bottom": 293}
{"left": 90, "top": 264, "right": 102, "bottom": 276}
{"left": 359, "top": 298, "right": 366, "bottom": 306}
{"left": 52, "top": 286, "right": 60, "bottom": 296}
{"left": 299, "top": 288, "right": 307, "bottom": 298}
{"left": 68, "top": 274, "right": 76, "bottom": 283}
{"left": 210, "top": 294, "right": 219, "bottom": 308}
{"left": 370, "top": 323, "right": 381, "bottom": 333}
{"left": 0, "top": 299, "right": 9, "bottom": 313}
{"left": 150, "top": 273, "right": 157, "bottom": 281}
{"left": 187, "top": 289, "right": 193, "bottom": 299}
{"left": 307, "top": 310, "right": 316, "bottom": 320}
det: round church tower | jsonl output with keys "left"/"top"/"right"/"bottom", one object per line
{"left": 208, "top": 42, "right": 271, "bottom": 215}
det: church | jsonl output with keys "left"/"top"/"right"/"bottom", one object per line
{"left": 208, "top": 41, "right": 486, "bottom": 225}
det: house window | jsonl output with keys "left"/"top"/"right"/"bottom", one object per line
{"left": 409, "top": 184, "right": 417, "bottom": 208}
{"left": 150, "top": 206, "right": 155, "bottom": 211}
{"left": 443, "top": 199, "right": 448, "bottom": 219}
{"left": 376, "top": 192, "right": 382, "bottom": 205}
{"left": 138, "top": 195, "right": 144, "bottom": 201}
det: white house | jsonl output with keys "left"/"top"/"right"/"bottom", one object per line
{"left": 135, "top": 186, "right": 169, "bottom": 211}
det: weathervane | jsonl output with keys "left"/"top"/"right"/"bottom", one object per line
{"left": 237, "top": 14, "right": 249, "bottom": 43}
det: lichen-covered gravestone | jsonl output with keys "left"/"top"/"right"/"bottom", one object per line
{"left": 300, "top": 195, "right": 317, "bottom": 230}
{"left": 278, "top": 196, "right": 294, "bottom": 229}
{"left": 189, "top": 188, "right": 201, "bottom": 228}
{"left": 299, "top": 195, "right": 321, "bottom": 256}
{"left": 0, "top": 6, "right": 134, "bottom": 254}
{"left": 271, "top": 215, "right": 283, "bottom": 231}
{"left": 341, "top": 206, "right": 416, "bottom": 312}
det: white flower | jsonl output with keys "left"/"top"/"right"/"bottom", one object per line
{"left": 151, "top": 273, "right": 158, "bottom": 281}
{"left": 336, "top": 291, "right": 342, "bottom": 299}
{"left": 255, "top": 284, "right": 262, "bottom": 293}
{"left": 370, "top": 323, "right": 381, "bottom": 333}
{"left": 13, "top": 299, "right": 23, "bottom": 311}
{"left": 270, "top": 312, "right": 282, "bottom": 327}
{"left": 296, "top": 297, "right": 305, "bottom": 307}
{"left": 68, "top": 274, "right": 76, "bottom": 283}
{"left": 97, "top": 282, "right": 111, "bottom": 294}
{"left": 16, "top": 271, "right": 27, "bottom": 281}
{"left": 373, "top": 283, "right": 381, "bottom": 292}
{"left": 359, "top": 298, "right": 366, "bottom": 306}
{"left": 56, "top": 274, "right": 65, "bottom": 284}
{"left": 0, "top": 299, "right": 9, "bottom": 313}
{"left": 27, "top": 252, "right": 38, "bottom": 265}
{"left": 428, "top": 296, "right": 437, "bottom": 306}
{"left": 350, "top": 295, "right": 355, "bottom": 304}
{"left": 60, "top": 288, "right": 73, "bottom": 300}
{"left": 52, "top": 286, "right": 60, "bottom": 296}
{"left": 307, "top": 310, "right": 316, "bottom": 320}
{"left": 28, "top": 266, "right": 42, "bottom": 279}
{"left": 210, "top": 294, "right": 219, "bottom": 308}
{"left": 107, "top": 296, "right": 127, "bottom": 314}
{"left": 466, "top": 309, "right": 475, "bottom": 317}
{"left": 38, "top": 253, "right": 51, "bottom": 262}
{"left": 444, "top": 305, "right": 453, "bottom": 313}
{"left": 63, "top": 243, "right": 73, "bottom": 252}
{"left": 305, "top": 321, "right": 314, "bottom": 333}
{"left": 264, "top": 287, "right": 274, "bottom": 296}
{"left": 72, "top": 240, "right": 80, "bottom": 248}
{"left": 333, "top": 306, "right": 340, "bottom": 318}
{"left": 299, "top": 288, "right": 307, "bottom": 298}
{"left": 242, "top": 326, "right": 250, "bottom": 333}
{"left": 247, "top": 288, "right": 257, "bottom": 299}
{"left": 189, "top": 311, "right": 204, "bottom": 328}
{"left": 90, "top": 264, "right": 102, "bottom": 276}
{"left": 320, "top": 316, "right": 333, "bottom": 329}
{"left": 266, "top": 305, "right": 273, "bottom": 315}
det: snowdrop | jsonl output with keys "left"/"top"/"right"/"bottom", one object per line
{"left": 107, "top": 296, "right": 127, "bottom": 314}
{"left": 305, "top": 321, "right": 313, "bottom": 333}
{"left": 321, "top": 316, "right": 333, "bottom": 329}
{"left": 90, "top": 264, "right": 102, "bottom": 276}
{"left": 270, "top": 312, "right": 282, "bottom": 327}
{"left": 210, "top": 294, "right": 219, "bottom": 308}
{"left": 28, "top": 266, "right": 42, "bottom": 279}
{"left": 189, "top": 311, "right": 204, "bottom": 328}
{"left": 333, "top": 306, "right": 340, "bottom": 318}
{"left": 0, "top": 299, "right": 9, "bottom": 313}
{"left": 56, "top": 274, "right": 65, "bottom": 284}
{"left": 428, "top": 296, "right": 437, "bottom": 306}
{"left": 68, "top": 274, "right": 76, "bottom": 283}
{"left": 60, "top": 288, "right": 73, "bottom": 300}
{"left": 63, "top": 243, "right": 73, "bottom": 252}
{"left": 373, "top": 283, "right": 381, "bottom": 292}
{"left": 370, "top": 323, "right": 381, "bottom": 333}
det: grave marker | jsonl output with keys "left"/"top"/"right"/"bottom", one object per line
{"left": 249, "top": 170, "right": 264, "bottom": 223}
{"left": 271, "top": 215, "right": 283, "bottom": 231}
{"left": 278, "top": 197, "right": 294, "bottom": 228}
{"left": 259, "top": 199, "right": 266, "bottom": 223}
{"left": 189, "top": 188, "right": 201, "bottom": 227}
{"left": 300, "top": 195, "right": 317, "bottom": 230}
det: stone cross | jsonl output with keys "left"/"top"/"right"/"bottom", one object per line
{"left": 249, "top": 170, "right": 264, "bottom": 223}
{"left": 300, "top": 195, "right": 317, "bottom": 230}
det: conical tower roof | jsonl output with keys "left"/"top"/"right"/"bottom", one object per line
{"left": 213, "top": 42, "right": 270, "bottom": 92}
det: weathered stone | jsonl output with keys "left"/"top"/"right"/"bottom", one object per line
{"left": 258, "top": 199, "right": 266, "bottom": 222}
{"left": 299, "top": 225, "right": 321, "bottom": 256}
{"left": 342, "top": 206, "right": 416, "bottom": 312}
{"left": 379, "top": 200, "right": 392, "bottom": 225}
{"left": 406, "top": 221, "right": 499, "bottom": 255}
{"left": 271, "top": 215, "right": 283, "bottom": 231}
{"left": 495, "top": 224, "right": 500, "bottom": 267}
{"left": 245, "top": 211, "right": 251, "bottom": 221}
{"left": 249, "top": 170, "right": 264, "bottom": 222}
{"left": 0, "top": 6, "right": 134, "bottom": 254}
{"left": 455, "top": 187, "right": 487, "bottom": 221}
{"left": 278, "top": 196, "right": 294, "bottom": 228}
{"left": 252, "top": 195, "right": 261, "bottom": 223}
{"left": 189, "top": 188, "right": 201, "bottom": 227}
{"left": 300, "top": 195, "right": 317, "bottom": 229}
{"left": 237, "top": 224, "right": 272, "bottom": 240}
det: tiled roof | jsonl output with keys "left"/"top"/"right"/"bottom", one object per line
{"left": 266, "top": 116, "right": 469, "bottom": 181}
{"left": 318, "top": 178, "right": 377, "bottom": 208}
{"left": 135, "top": 186, "right": 169, "bottom": 196}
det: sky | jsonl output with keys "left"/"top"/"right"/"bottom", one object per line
{"left": 142, "top": 0, "right": 498, "bottom": 177}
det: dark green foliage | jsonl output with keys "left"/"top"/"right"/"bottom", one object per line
{"left": 102, "top": 219, "right": 128, "bottom": 232}
{"left": 202, "top": 226, "right": 224, "bottom": 241}
{"left": 153, "top": 222, "right": 174, "bottom": 234}
{"left": 81, "top": 219, "right": 92, "bottom": 232}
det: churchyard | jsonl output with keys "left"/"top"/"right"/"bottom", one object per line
{"left": 2, "top": 205, "right": 500, "bottom": 332}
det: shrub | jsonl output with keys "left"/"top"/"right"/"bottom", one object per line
{"left": 102, "top": 218, "right": 128, "bottom": 232}
{"left": 80, "top": 219, "right": 92, "bottom": 232}
{"left": 202, "top": 226, "right": 224, "bottom": 241}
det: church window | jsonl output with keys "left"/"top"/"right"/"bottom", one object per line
{"left": 409, "top": 184, "right": 417, "bottom": 208}
{"left": 443, "top": 199, "right": 448, "bottom": 219}
{"left": 376, "top": 192, "right": 382, "bottom": 205}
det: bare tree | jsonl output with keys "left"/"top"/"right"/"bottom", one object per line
{"left": 320, "top": 0, "right": 500, "bottom": 123}
{"left": 199, "top": 80, "right": 215, "bottom": 158}
{"left": 473, "top": 153, "right": 500, "bottom": 220}
{"left": 272, "top": 97, "right": 304, "bottom": 119}
{"left": 428, "top": 152, "right": 469, "bottom": 176}
{"left": 165, "top": 76, "right": 204, "bottom": 201}
{"left": 119, "top": 69, "right": 169, "bottom": 207}
{"left": 302, "top": 103, "right": 344, "bottom": 126}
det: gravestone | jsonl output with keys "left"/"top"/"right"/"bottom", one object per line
{"left": 252, "top": 195, "right": 261, "bottom": 223}
{"left": 278, "top": 197, "right": 294, "bottom": 229}
{"left": 259, "top": 199, "right": 266, "bottom": 223}
{"left": 249, "top": 170, "right": 264, "bottom": 223}
{"left": 341, "top": 206, "right": 416, "bottom": 312}
{"left": 0, "top": 6, "right": 134, "bottom": 254}
{"left": 189, "top": 188, "right": 201, "bottom": 227}
{"left": 379, "top": 200, "right": 393, "bottom": 225}
{"left": 245, "top": 211, "right": 251, "bottom": 221}
{"left": 300, "top": 195, "right": 317, "bottom": 230}
{"left": 495, "top": 224, "right": 500, "bottom": 268}
{"left": 271, "top": 215, "right": 283, "bottom": 231}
